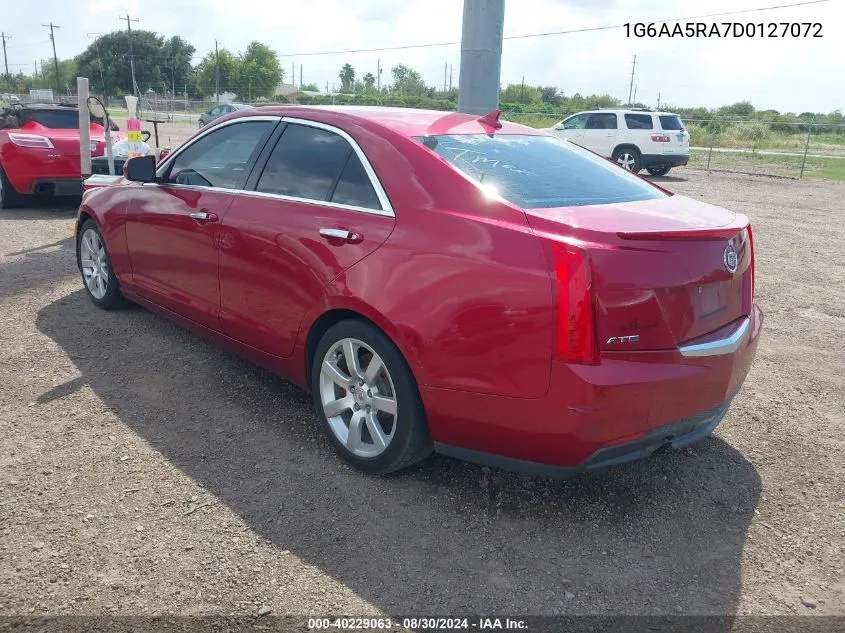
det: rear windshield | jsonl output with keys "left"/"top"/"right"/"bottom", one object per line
{"left": 417, "top": 134, "right": 667, "bottom": 208}
{"left": 21, "top": 108, "right": 82, "bottom": 129}
{"left": 659, "top": 115, "right": 685, "bottom": 131}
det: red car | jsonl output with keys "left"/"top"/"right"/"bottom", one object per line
{"left": 75, "top": 106, "right": 762, "bottom": 477}
{"left": 0, "top": 103, "right": 121, "bottom": 208}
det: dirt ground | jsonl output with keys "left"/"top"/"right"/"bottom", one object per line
{"left": 0, "top": 169, "right": 843, "bottom": 626}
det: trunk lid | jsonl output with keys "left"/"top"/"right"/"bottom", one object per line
{"left": 525, "top": 196, "right": 753, "bottom": 351}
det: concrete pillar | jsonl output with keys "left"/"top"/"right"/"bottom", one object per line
{"left": 77, "top": 77, "right": 92, "bottom": 177}
{"left": 457, "top": 0, "right": 505, "bottom": 115}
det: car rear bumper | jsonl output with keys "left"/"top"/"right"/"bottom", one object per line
{"left": 642, "top": 153, "right": 689, "bottom": 168}
{"left": 29, "top": 177, "right": 83, "bottom": 196}
{"left": 424, "top": 303, "right": 763, "bottom": 475}
{"left": 435, "top": 398, "right": 731, "bottom": 478}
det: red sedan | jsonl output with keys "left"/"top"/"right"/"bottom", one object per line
{"left": 0, "top": 103, "right": 124, "bottom": 208}
{"left": 75, "top": 106, "right": 762, "bottom": 476}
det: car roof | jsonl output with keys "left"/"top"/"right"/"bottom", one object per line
{"left": 242, "top": 105, "right": 545, "bottom": 138}
{"left": 568, "top": 109, "right": 680, "bottom": 116}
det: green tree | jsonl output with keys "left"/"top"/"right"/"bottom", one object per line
{"left": 301, "top": 83, "right": 319, "bottom": 92}
{"left": 162, "top": 36, "right": 196, "bottom": 96}
{"left": 390, "top": 64, "right": 426, "bottom": 96}
{"left": 500, "top": 83, "right": 540, "bottom": 104}
{"left": 362, "top": 72, "right": 376, "bottom": 92}
{"left": 539, "top": 86, "right": 561, "bottom": 105}
{"left": 75, "top": 30, "right": 167, "bottom": 100}
{"left": 237, "top": 41, "right": 282, "bottom": 100}
{"left": 195, "top": 48, "right": 239, "bottom": 97}
{"left": 339, "top": 63, "right": 355, "bottom": 93}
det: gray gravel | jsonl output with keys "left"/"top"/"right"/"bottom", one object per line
{"left": 0, "top": 169, "right": 843, "bottom": 619}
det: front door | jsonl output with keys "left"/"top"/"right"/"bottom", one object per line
{"left": 124, "top": 118, "right": 278, "bottom": 328}
{"left": 218, "top": 120, "right": 396, "bottom": 358}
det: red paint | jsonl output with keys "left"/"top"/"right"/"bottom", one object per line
{"left": 77, "top": 106, "right": 763, "bottom": 470}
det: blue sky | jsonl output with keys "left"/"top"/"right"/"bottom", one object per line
{"left": 4, "top": 0, "right": 843, "bottom": 112}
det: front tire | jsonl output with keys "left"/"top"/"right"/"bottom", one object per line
{"left": 311, "top": 319, "right": 432, "bottom": 474}
{"left": 613, "top": 147, "right": 642, "bottom": 173}
{"left": 647, "top": 166, "right": 672, "bottom": 176}
{"left": 0, "top": 165, "right": 26, "bottom": 209}
{"left": 76, "top": 219, "right": 127, "bottom": 309}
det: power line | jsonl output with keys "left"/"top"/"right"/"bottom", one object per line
{"left": 275, "top": 0, "right": 830, "bottom": 57}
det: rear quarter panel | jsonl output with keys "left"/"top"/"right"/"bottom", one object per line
{"left": 294, "top": 118, "right": 554, "bottom": 400}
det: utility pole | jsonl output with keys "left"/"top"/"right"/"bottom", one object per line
{"left": 627, "top": 54, "right": 637, "bottom": 105}
{"left": 86, "top": 33, "right": 106, "bottom": 97}
{"left": 299, "top": 64, "right": 302, "bottom": 88}
{"left": 457, "top": 0, "right": 505, "bottom": 115}
{"left": 444, "top": 62, "right": 447, "bottom": 92}
{"left": 119, "top": 13, "right": 140, "bottom": 114}
{"left": 1, "top": 33, "right": 10, "bottom": 79}
{"left": 291, "top": 62, "right": 294, "bottom": 86}
{"left": 633, "top": 84, "right": 638, "bottom": 105}
{"left": 449, "top": 64, "right": 453, "bottom": 91}
{"left": 377, "top": 59, "right": 380, "bottom": 91}
{"left": 214, "top": 40, "right": 220, "bottom": 104}
{"left": 520, "top": 76, "right": 525, "bottom": 104}
{"left": 42, "top": 23, "right": 61, "bottom": 97}
{"left": 657, "top": 92, "right": 661, "bottom": 109}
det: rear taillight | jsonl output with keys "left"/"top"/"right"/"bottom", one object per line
{"left": 747, "top": 225, "right": 755, "bottom": 301}
{"left": 8, "top": 132, "right": 54, "bottom": 149}
{"left": 554, "top": 244, "right": 599, "bottom": 365}
{"left": 650, "top": 133, "right": 671, "bottom": 142}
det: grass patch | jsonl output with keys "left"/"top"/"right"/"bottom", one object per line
{"left": 689, "top": 148, "right": 845, "bottom": 180}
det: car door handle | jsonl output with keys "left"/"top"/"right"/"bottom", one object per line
{"left": 189, "top": 210, "right": 219, "bottom": 223}
{"left": 319, "top": 228, "right": 362, "bottom": 243}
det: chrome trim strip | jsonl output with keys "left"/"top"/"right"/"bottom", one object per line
{"left": 280, "top": 116, "right": 394, "bottom": 217}
{"left": 236, "top": 188, "right": 394, "bottom": 217}
{"left": 155, "top": 115, "right": 283, "bottom": 178}
{"left": 679, "top": 317, "right": 751, "bottom": 358}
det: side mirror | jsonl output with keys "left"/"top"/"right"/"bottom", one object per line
{"left": 554, "top": 123, "right": 565, "bottom": 131}
{"left": 125, "top": 155, "right": 157, "bottom": 183}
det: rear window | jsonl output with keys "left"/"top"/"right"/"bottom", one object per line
{"left": 21, "top": 108, "right": 81, "bottom": 129}
{"left": 624, "top": 114, "right": 653, "bottom": 130}
{"left": 417, "top": 134, "right": 667, "bottom": 208}
{"left": 659, "top": 115, "right": 685, "bottom": 131}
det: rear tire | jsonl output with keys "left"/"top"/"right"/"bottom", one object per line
{"left": 76, "top": 219, "right": 128, "bottom": 310}
{"left": 612, "top": 147, "right": 641, "bottom": 173}
{"left": 311, "top": 319, "right": 432, "bottom": 474}
{"left": 0, "top": 165, "right": 26, "bottom": 209}
{"left": 647, "top": 166, "right": 672, "bottom": 176}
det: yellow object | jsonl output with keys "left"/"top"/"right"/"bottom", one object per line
{"left": 127, "top": 130, "right": 142, "bottom": 142}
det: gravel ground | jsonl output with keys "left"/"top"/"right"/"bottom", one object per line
{"left": 0, "top": 170, "right": 843, "bottom": 625}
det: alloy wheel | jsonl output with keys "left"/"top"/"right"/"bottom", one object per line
{"left": 79, "top": 228, "right": 109, "bottom": 300}
{"left": 617, "top": 152, "right": 636, "bottom": 171}
{"left": 319, "top": 337, "right": 398, "bottom": 459}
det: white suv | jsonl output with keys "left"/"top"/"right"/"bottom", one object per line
{"left": 548, "top": 109, "right": 689, "bottom": 176}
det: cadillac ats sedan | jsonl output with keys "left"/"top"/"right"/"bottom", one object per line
{"left": 75, "top": 106, "right": 762, "bottom": 476}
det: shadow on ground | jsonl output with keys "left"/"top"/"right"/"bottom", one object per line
{"left": 31, "top": 245, "right": 761, "bottom": 616}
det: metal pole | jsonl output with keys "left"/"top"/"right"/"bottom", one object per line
{"left": 627, "top": 54, "right": 637, "bottom": 105}
{"left": 799, "top": 117, "right": 814, "bottom": 179}
{"left": 457, "top": 0, "right": 505, "bottom": 115}
{"left": 1, "top": 33, "right": 10, "bottom": 78}
{"left": 215, "top": 40, "right": 220, "bottom": 104}
{"left": 706, "top": 117, "right": 717, "bottom": 171}
{"left": 377, "top": 59, "right": 380, "bottom": 91}
{"left": 77, "top": 77, "right": 91, "bottom": 177}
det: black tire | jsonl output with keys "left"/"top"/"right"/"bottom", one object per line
{"left": 647, "top": 166, "right": 672, "bottom": 176}
{"left": 0, "top": 164, "right": 26, "bottom": 209}
{"left": 311, "top": 319, "right": 432, "bottom": 474}
{"left": 612, "top": 147, "right": 642, "bottom": 173}
{"left": 76, "top": 219, "right": 128, "bottom": 310}
{"left": 198, "top": 119, "right": 205, "bottom": 129}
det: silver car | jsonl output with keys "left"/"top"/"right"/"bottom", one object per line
{"left": 198, "top": 103, "right": 251, "bottom": 128}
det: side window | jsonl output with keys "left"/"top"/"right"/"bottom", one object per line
{"left": 209, "top": 105, "right": 223, "bottom": 116}
{"left": 166, "top": 120, "right": 273, "bottom": 189}
{"left": 331, "top": 154, "right": 381, "bottom": 209}
{"left": 563, "top": 114, "right": 588, "bottom": 130}
{"left": 586, "top": 113, "right": 618, "bottom": 130}
{"left": 255, "top": 123, "right": 380, "bottom": 210}
{"left": 624, "top": 114, "right": 654, "bottom": 130}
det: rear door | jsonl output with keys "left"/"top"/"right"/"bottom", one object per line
{"left": 124, "top": 117, "right": 278, "bottom": 328}
{"left": 581, "top": 113, "right": 618, "bottom": 156}
{"left": 217, "top": 118, "right": 396, "bottom": 357}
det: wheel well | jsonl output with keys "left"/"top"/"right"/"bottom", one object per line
{"left": 612, "top": 144, "right": 640, "bottom": 158}
{"left": 76, "top": 211, "right": 92, "bottom": 236}
{"left": 305, "top": 309, "right": 387, "bottom": 385}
